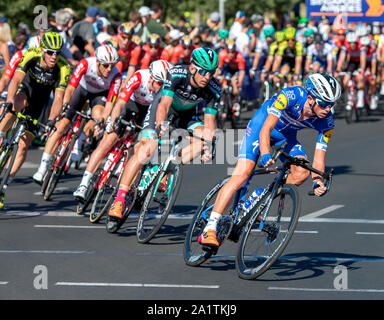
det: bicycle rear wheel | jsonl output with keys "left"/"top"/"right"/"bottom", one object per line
{"left": 183, "top": 176, "right": 230, "bottom": 267}
{"left": 136, "top": 163, "right": 183, "bottom": 243}
{"left": 236, "top": 184, "right": 300, "bottom": 280}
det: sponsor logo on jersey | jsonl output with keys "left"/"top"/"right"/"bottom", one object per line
{"left": 322, "top": 129, "right": 334, "bottom": 144}
{"left": 275, "top": 93, "right": 287, "bottom": 110}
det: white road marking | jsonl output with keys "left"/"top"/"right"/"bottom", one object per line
{"left": 356, "top": 232, "right": 384, "bottom": 235}
{"left": 0, "top": 281, "right": 8, "bottom": 285}
{"left": 0, "top": 250, "right": 94, "bottom": 254}
{"left": 300, "top": 205, "right": 345, "bottom": 220}
{"left": 268, "top": 287, "right": 384, "bottom": 293}
{"left": 34, "top": 225, "right": 104, "bottom": 229}
{"left": 55, "top": 282, "right": 219, "bottom": 289}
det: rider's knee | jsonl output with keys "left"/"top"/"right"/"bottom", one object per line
{"left": 289, "top": 166, "right": 310, "bottom": 185}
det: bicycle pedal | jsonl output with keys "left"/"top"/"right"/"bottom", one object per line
{"left": 201, "top": 245, "right": 218, "bottom": 255}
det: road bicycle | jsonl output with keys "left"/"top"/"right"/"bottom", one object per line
{"left": 88, "top": 115, "right": 142, "bottom": 222}
{"left": 258, "top": 71, "right": 273, "bottom": 108}
{"left": 216, "top": 75, "right": 240, "bottom": 129}
{"left": 184, "top": 141, "right": 333, "bottom": 280}
{"left": 41, "top": 109, "right": 100, "bottom": 202}
{"left": 135, "top": 127, "right": 216, "bottom": 243}
{"left": 0, "top": 103, "right": 49, "bottom": 208}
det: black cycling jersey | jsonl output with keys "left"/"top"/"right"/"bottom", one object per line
{"left": 162, "top": 64, "right": 220, "bottom": 116}
{"left": 17, "top": 47, "right": 70, "bottom": 95}
{"left": 141, "top": 64, "right": 221, "bottom": 138}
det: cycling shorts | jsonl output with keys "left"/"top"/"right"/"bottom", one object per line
{"left": 141, "top": 92, "right": 204, "bottom": 140}
{"left": 16, "top": 81, "right": 50, "bottom": 136}
{"left": 65, "top": 85, "right": 108, "bottom": 121}
{"left": 114, "top": 99, "right": 149, "bottom": 138}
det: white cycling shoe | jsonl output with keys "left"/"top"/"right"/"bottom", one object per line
{"left": 33, "top": 171, "right": 45, "bottom": 185}
{"left": 73, "top": 185, "right": 88, "bottom": 202}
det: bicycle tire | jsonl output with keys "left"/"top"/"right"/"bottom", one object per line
{"left": 235, "top": 184, "right": 300, "bottom": 280}
{"left": 89, "top": 170, "right": 120, "bottom": 223}
{"left": 136, "top": 163, "right": 183, "bottom": 243}
{"left": 183, "top": 176, "right": 230, "bottom": 267}
{"left": 105, "top": 165, "right": 145, "bottom": 234}
{"left": 43, "top": 135, "right": 76, "bottom": 201}
{"left": 0, "top": 144, "right": 17, "bottom": 190}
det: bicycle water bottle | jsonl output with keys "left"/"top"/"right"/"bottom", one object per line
{"left": 242, "top": 188, "right": 264, "bottom": 211}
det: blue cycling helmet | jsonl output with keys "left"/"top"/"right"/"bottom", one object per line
{"left": 305, "top": 73, "right": 341, "bottom": 105}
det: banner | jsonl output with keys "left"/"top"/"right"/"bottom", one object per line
{"left": 306, "top": 0, "right": 384, "bottom": 22}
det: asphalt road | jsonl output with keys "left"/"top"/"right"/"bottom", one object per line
{"left": 1, "top": 106, "right": 384, "bottom": 303}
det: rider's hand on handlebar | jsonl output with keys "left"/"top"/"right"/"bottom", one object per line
{"left": 312, "top": 180, "right": 328, "bottom": 197}
{"left": 260, "top": 153, "right": 275, "bottom": 167}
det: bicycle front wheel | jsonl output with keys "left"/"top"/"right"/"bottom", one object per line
{"left": 136, "top": 164, "right": 183, "bottom": 244}
{"left": 236, "top": 184, "right": 300, "bottom": 280}
{"left": 89, "top": 170, "right": 120, "bottom": 223}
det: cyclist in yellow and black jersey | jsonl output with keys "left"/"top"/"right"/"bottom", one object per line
{"left": 0, "top": 32, "right": 70, "bottom": 203}
{"left": 272, "top": 27, "right": 304, "bottom": 85}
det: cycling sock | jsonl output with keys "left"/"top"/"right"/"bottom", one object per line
{"left": 0, "top": 132, "right": 5, "bottom": 139}
{"left": 115, "top": 188, "right": 127, "bottom": 204}
{"left": 74, "top": 132, "right": 87, "bottom": 151}
{"left": 204, "top": 211, "right": 222, "bottom": 232}
{"left": 37, "top": 152, "right": 52, "bottom": 174}
{"left": 80, "top": 171, "right": 93, "bottom": 187}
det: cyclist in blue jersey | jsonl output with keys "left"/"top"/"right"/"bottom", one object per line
{"left": 199, "top": 73, "right": 341, "bottom": 249}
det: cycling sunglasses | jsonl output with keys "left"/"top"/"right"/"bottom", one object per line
{"left": 194, "top": 65, "right": 216, "bottom": 77}
{"left": 101, "top": 63, "right": 116, "bottom": 69}
{"left": 44, "top": 49, "right": 61, "bottom": 56}
{"left": 312, "top": 95, "right": 334, "bottom": 109}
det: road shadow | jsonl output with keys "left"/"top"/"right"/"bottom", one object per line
{"left": 331, "top": 165, "right": 384, "bottom": 178}
{"left": 198, "top": 252, "right": 384, "bottom": 282}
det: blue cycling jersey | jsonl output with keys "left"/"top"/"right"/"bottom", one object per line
{"left": 239, "top": 86, "right": 334, "bottom": 162}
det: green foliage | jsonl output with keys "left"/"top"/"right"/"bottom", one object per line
{"left": 0, "top": 0, "right": 299, "bottom": 33}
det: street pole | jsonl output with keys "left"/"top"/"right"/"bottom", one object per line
{"left": 219, "top": 0, "right": 226, "bottom": 29}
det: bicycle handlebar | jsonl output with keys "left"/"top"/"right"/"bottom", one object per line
{"left": 259, "top": 141, "right": 333, "bottom": 196}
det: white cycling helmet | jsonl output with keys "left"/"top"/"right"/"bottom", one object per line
{"left": 95, "top": 44, "right": 119, "bottom": 64}
{"left": 27, "top": 35, "right": 41, "bottom": 48}
{"left": 305, "top": 73, "right": 341, "bottom": 104}
{"left": 360, "top": 36, "right": 370, "bottom": 46}
{"left": 346, "top": 32, "right": 358, "bottom": 43}
{"left": 149, "top": 60, "right": 172, "bottom": 82}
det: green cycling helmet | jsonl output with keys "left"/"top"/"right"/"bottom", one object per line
{"left": 190, "top": 47, "right": 219, "bottom": 71}
{"left": 304, "top": 28, "right": 315, "bottom": 38}
{"left": 264, "top": 25, "right": 275, "bottom": 38}
{"left": 40, "top": 32, "right": 64, "bottom": 51}
{"left": 218, "top": 29, "right": 229, "bottom": 39}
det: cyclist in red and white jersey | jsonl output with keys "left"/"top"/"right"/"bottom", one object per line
{"left": 0, "top": 36, "right": 40, "bottom": 101}
{"left": 72, "top": 60, "right": 171, "bottom": 201}
{"left": 33, "top": 44, "right": 122, "bottom": 184}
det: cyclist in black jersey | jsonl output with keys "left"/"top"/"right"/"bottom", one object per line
{"left": 0, "top": 32, "right": 70, "bottom": 198}
{"left": 107, "top": 47, "right": 221, "bottom": 224}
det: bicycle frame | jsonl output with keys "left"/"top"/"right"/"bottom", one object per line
{"left": 96, "top": 131, "right": 135, "bottom": 190}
